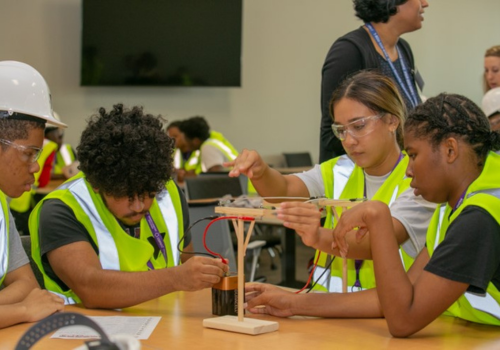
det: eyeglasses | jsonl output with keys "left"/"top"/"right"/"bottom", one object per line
{"left": 0, "top": 139, "right": 43, "bottom": 163}
{"left": 331, "top": 114, "right": 384, "bottom": 141}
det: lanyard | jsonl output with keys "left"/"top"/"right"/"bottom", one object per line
{"left": 451, "top": 189, "right": 467, "bottom": 214}
{"left": 365, "top": 23, "right": 419, "bottom": 108}
{"left": 145, "top": 212, "right": 168, "bottom": 270}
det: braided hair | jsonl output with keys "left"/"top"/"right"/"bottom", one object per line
{"left": 405, "top": 93, "right": 500, "bottom": 167}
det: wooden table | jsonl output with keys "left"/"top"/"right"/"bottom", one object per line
{"left": 1, "top": 288, "right": 499, "bottom": 350}
{"left": 273, "top": 166, "right": 313, "bottom": 175}
{"left": 34, "top": 179, "right": 65, "bottom": 195}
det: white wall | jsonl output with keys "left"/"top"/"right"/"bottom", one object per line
{"left": 1, "top": 0, "right": 499, "bottom": 165}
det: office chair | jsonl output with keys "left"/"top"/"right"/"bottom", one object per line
{"left": 20, "top": 235, "right": 45, "bottom": 288}
{"left": 282, "top": 152, "right": 313, "bottom": 167}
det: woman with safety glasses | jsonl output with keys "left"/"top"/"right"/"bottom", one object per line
{"left": 227, "top": 70, "right": 435, "bottom": 294}
{"left": 246, "top": 93, "right": 500, "bottom": 336}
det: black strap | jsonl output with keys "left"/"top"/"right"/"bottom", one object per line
{"left": 0, "top": 110, "right": 46, "bottom": 125}
{"left": 15, "top": 312, "right": 119, "bottom": 350}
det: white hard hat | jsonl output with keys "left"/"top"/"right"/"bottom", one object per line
{"left": 482, "top": 87, "right": 500, "bottom": 118}
{"left": 0, "top": 61, "right": 67, "bottom": 128}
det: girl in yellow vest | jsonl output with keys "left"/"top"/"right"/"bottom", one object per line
{"left": 246, "top": 93, "right": 500, "bottom": 335}
{"left": 228, "top": 71, "right": 435, "bottom": 292}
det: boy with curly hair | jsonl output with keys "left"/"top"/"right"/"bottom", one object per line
{"left": 29, "top": 104, "right": 228, "bottom": 309}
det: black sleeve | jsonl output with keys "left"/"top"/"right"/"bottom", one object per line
{"left": 38, "top": 199, "right": 97, "bottom": 291}
{"left": 424, "top": 206, "right": 500, "bottom": 293}
{"left": 319, "top": 39, "right": 364, "bottom": 162}
{"left": 176, "top": 182, "right": 191, "bottom": 247}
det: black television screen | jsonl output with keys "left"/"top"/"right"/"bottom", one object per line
{"left": 81, "top": 0, "right": 242, "bottom": 87}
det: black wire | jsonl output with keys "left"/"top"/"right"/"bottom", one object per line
{"left": 177, "top": 215, "right": 220, "bottom": 258}
{"left": 306, "top": 255, "right": 336, "bottom": 293}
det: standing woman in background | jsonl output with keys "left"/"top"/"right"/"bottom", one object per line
{"left": 320, "top": 0, "right": 428, "bottom": 163}
{"left": 483, "top": 45, "right": 500, "bottom": 92}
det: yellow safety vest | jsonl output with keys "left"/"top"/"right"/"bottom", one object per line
{"left": 183, "top": 131, "right": 225, "bottom": 173}
{"left": 10, "top": 139, "right": 58, "bottom": 213}
{"left": 53, "top": 143, "right": 76, "bottom": 175}
{"left": 312, "top": 154, "right": 411, "bottom": 292}
{"left": 427, "top": 152, "right": 500, "bottom": 325}
{"left": 194, "top": 138, "right": 239, "bottom": 174}
{"left": 29, "top": 173, "right": 185, "bottom": 304}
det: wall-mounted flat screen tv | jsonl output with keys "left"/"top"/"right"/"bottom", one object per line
{"left": 81, "top": 0, "right": 242, "bottom": 87}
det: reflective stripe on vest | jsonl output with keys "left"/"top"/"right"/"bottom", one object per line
{"left": 64, "top": 178, "right": 180, "bottom": 269}
{"left": 186, "top": 150, "right": 200, "bottom": 168}
{"left": 201, "top": 139, "right": 238, "bottom": 173}
{"left": 68, "top": 179, "right": 121, "bottom": 270}
{"left": 59, "top": 144, "right": 73, "bottom": 166}
{"left": 173, "top": 149, "right": 183, "bottom": 169}
{"left": 430, "top": 187, "right": 500, "bottom": 322}
{"left": 0, "top": 192, "right": 9, "bottom": 285}
{"left": 156, "top": 191, "right": 180, "bottom": 265}
{"left": 333, "top": 155, "right": 355, "bottom": 200}
{"left": 314, "top": 155, "right": 410, "bottom": 292}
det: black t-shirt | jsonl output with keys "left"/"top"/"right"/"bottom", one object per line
{"left": 38, "top": 185, "right": 191, "bottom": 291}
{"left": 425, "top": 206, "right": 500, "bottom": 293}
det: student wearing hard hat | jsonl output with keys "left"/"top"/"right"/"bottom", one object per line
{"left": 482, "top": 87, "right": 500, "bottom": 134}
{"left": 0, "top": 61, "right": 64, "bottom": 328}
{"left": 44, "top": 111, "right": 79, "bottom": 180}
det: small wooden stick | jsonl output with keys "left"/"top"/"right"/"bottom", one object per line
{"left": 243, "top": 220, "right": 256, "bottom": 252}
{"left": 237, "top": 219, "right": 245, "bottom": 322}
{"left": 331, "top": 208, "right": 347, "bottom": 293}
{"left": 215, "top": 206, "right": 278, "bottom": 220}
{"left": 341, "top": 206, "right": 348, "bottom": 293}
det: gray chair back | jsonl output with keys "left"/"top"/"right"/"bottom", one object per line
{"left": 184, "top": 175, "right": 243, "bottom": 201}
{"left": 282, "top": 152, "right": 313, "bottom": 167}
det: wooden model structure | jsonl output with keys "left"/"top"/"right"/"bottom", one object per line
{"left": 202, "top": 198, "right": 364, "bottom": 334}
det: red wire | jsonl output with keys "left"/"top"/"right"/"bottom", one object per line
{"left": 203, "top": 216, "right": 256, "bottom": 264}
{"left": 295, "top": 251, "right": 321, "bottom": 294}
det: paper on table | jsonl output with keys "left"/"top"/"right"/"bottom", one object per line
{"left": 50, "top": 316, "right": 161, "bottom": 340}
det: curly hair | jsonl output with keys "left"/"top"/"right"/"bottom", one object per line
{"left": 329, "top": 70, "right": 407, "bottom": 148}
{"left": 179, "top": 116, "right": 210, "bottom": 141}
{"left": 77, "top": 104, "right": 174, "bottom": 198}
{"left": 0, "top": 118, "right": 44, "bottom": 141}
{"left": 405, "top": 93, "right": 500, "bottom": 167}
{"left": 353, "top": 0, "right": 408, "bottom": 23}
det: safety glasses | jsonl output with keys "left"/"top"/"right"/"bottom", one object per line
{"left": 331, "top": 114, "right": 384, "bottom": 141}
{"left": 0, "top": 139, "right": 43, "bottom": 163}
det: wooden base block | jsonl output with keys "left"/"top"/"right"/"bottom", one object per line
{"left": 203, "top": 315, "right": 279, "bottom": 335}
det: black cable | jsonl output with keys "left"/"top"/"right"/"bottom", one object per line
{"left": 306, "top": 255, "right": 336, "bottom": 293}
{"left": 177, "top": 215, "right": 220, "bottom": 258}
